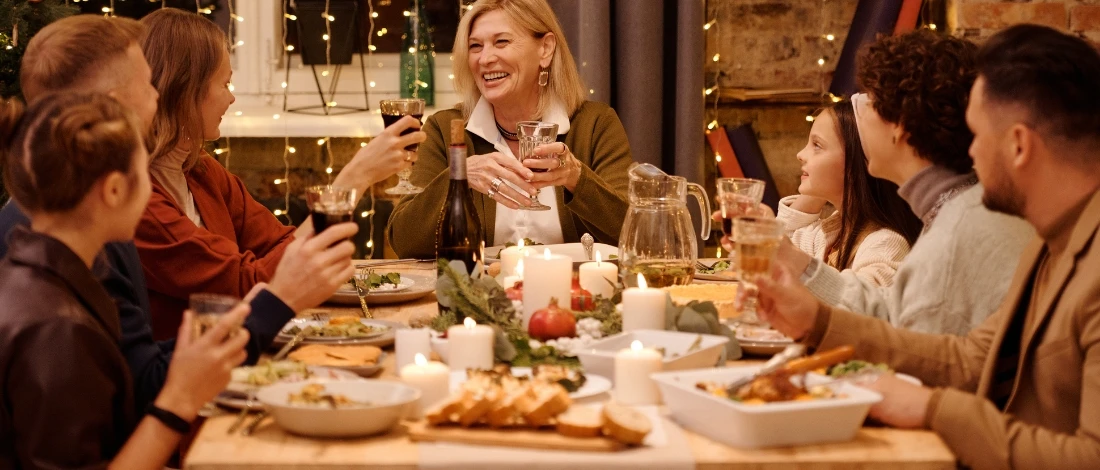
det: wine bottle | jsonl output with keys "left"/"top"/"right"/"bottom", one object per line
{"left": 437, "top": 119, "right": 483, "bottom": 317}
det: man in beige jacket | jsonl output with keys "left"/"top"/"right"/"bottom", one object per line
{"left": 755, "top": 24, "right": 1100, "bottom": 470}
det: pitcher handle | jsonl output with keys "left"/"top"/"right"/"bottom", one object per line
{"left": 686, "top": 182, "right": 712, "bottom": 240}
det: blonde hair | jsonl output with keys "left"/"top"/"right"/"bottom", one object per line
{"left": 453, "top": 0, "right": 586, "bottom": 120}
{"left": 140, "top": 8, "right": 227, "bottom": 171}
{"left": 20, "top": 15, "right": 145, "bottom": 102}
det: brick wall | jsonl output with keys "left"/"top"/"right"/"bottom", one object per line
{"left": 705, "top": 0, "right": 859, "bottom": 198}
{"left": 953, "top": 0, "right": 1100, "bottom": 42}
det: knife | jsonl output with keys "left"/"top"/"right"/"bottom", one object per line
{"left": 724, "top": 343, "right": 805, "bottom": 396}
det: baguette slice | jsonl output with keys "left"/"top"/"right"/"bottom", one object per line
{"left": 487, "top": 382, "right": 534, "bottom": 428}
{"left": 517, "top": 382, "right": 572, "bottom": 427}
{"left": 601, "top": 402, "right": 652, "bottom": 446}
{"left": 457, "top": 388, "right": 500, "bottom": 427}
{"left": 424, "top": 394, "right": 466, "bottom": 426}
{"left": 555, "top": 406, "right": 603, "bottom": 438}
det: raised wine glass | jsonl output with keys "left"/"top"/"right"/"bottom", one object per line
{"left": 380, "top": 98, "right": 426, "bottom": 195}
{"left": 305, "top": 185, "right": 357, "bottom": 238}
{"left": 515, "top": 121, "right": 558, "bottom": 211}
{"left": 732, "top": 216, "right": 784, "bottom": 325}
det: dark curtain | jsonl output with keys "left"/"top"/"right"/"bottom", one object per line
{"left": 549, "top": 0, "right": 704, "bottom": 185}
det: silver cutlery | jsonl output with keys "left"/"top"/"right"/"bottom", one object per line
{"left": 724, "top": 343, "right": 805, "bottom": 395}
{"left": 354, "top": 258, "right": 432, "bottom": 268}
{"left": 241, "top": 410, "right": 269, "bottom": 436}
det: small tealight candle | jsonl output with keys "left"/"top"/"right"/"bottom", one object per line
{"left": 395, "top": 328, "right": 432, "bottom": 371}
{"left": 446, "top": 317, "right": 494, "bottom": 371}
{"left": 521, "top": 248, "right": 572, "bottom": 329}
{"left": 499, "top": 239, "right": 527, "bottom": 277}
{"left": 621, "top": 274, "right": 668, "bottom": 331}
{"left": 578, "top": 250, "right": 617, "bottom": 299}
{"left": 614, "top": 340, "right": 663, "bottom": 405}
{"left": 399, "top": 353, "right": 450, "bottom": 418}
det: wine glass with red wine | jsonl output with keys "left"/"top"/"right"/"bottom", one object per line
{"left": 515, "top": 121, "right": 558, "bottom": 211}
{"left": 380, "top": 98, "right": 426, "bottom": 195}
{"left": 305, "top": 185, "right": 358, "bottom": 236}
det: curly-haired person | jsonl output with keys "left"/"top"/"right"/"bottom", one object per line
{"left": 774, "top": 29, "right": 1035, "bottom": 336}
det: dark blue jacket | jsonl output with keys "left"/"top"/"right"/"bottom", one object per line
{"left": 0, "top": 201, "right": 294, "bottom": 414}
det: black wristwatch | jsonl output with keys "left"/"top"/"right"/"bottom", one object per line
{"left": 145, "top": 403, "right": 192, "bottom": 434}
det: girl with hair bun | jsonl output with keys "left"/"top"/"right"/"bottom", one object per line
{"left": 0, "top": 92, "right": 250, "bottom": 469}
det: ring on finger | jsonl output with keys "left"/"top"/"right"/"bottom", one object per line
{"left": 490, "top": 177, "right": 504, "bottom": 191}
{"left": 557, "top": 156, "right": 566, "bottom": 169}
{"left": 487, "top": 188, "right": 497, "bottom": 199}
{"left": 404, "top": 153, "right": 413, "bottom": 162}
{"left": 555, "top": 143, "right": 569, "bottom": 156}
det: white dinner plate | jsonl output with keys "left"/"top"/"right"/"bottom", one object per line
{"left": 274, "top": 318, "right": 406, "bottom": 348}
{"left": 337, "top": 277, "right": 414, "bottom": 294}
{"left": 448, "top": 367, "right": 612, "bottom": 400}
{"left": 485, "top": 242, "right": 619, "bottom": 264}
{"left": 217, "top": 366, "right": 364, "bottom": 411}
{"left": 694, "top": 258, "right": 738, "bottom": 282}
{"left": 326, "top": 274, "right": 435, "bottom": 306}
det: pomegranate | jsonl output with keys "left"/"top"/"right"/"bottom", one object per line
{"left": 571, "top": 279, "right": 595, "bottom": 311}
{"left": 506, "top": 281, "right": 523, "bottom": 301}
{"left": 528, "top": 298, "right": 576, "bottom": 341}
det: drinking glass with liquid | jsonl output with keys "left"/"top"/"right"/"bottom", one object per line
{"left": 716, "top": 178, "right": 766, "bottom": 238}
{"left": 380, "top": 98, "right": 426, "bottom": 195}
{"left": 732, "top": 216, "right": 783, "bottom": 324}
{"left": 189, "top": 293, "right": 241, "bottom": 341}
{"left": 305, "top": 185, "right": 357, "bottom": 237}
{"left": 515, "top": 121, "right": 558, "bottom": 211}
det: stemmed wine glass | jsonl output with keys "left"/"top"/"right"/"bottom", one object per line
{"left": 732, "top": 216, "right": 784, "bottom": 325}
{"left": 380, "top": 98, "right": 426, "bottom": 195}
{"left": 515, "top": 121, "right": 558, "bottom": 211}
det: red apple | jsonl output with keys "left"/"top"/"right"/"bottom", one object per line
{"left": 528, "top": 297, "right": 576, "bottom": 341}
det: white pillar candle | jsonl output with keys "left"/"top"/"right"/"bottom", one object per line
{"left": 399, "top": 353, "right": 450, "bottom": 418}
{"left": 395, "top": 328, "right": 432, "bottom": 371}
{"left": 578, "top": 250, "right": 617, "bottom": 299}
{"left": 521, "top": 248, "right": 572, "bottom": 329}
{"left": 446, "top": 317, "right": 495, "bottom": 371}
{"left": 614, "top": 340, "right": 663, "bottom": 405}
{"left": 499, "top": 240, "right": 527, "bottom": 277}
{"left": 621, "top": 274, "right": 668, "bottom": 331}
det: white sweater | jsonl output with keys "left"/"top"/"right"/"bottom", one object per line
{"left": 804, "top": 184, "right": 1035, "bottom": 335}
{"left": 776, "top": 195, "right": 911, "bottom": 287}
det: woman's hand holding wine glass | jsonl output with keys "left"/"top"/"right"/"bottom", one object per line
{"left": 467, "top": 152, "right": 538, "bottom": 210}
{"left": 524, "top": 142, "right": 581, "bottom": 192}
{"left": 335, "top": 115, "right": 425, "bottom": 196}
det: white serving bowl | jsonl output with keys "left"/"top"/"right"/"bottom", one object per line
{"left": 651, "top": 366, "right": 882, "bottom": 449}
{"left": 256, "top": 379, "right": 419, "bottom": 438}
{"left": 575, "top": 330, "right": 728, "bottom": 382}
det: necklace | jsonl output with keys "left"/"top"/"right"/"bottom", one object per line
{"left": 495, "top": 121, "right": 519, "bottom": 141}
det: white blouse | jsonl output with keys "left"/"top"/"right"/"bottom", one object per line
{"left": 465, "top": 97, "right": 568, "bottom": 246}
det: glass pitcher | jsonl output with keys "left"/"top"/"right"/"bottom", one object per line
{"left": 618, "top": 163, "right": 711, "bottom": 288}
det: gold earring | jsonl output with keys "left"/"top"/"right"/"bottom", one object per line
{"left": 538, "top": 70, "right": 549, "bottom": 87}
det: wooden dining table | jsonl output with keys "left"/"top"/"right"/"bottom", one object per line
{"left": 183, "top": 263, "right": 956, "bottom": 469}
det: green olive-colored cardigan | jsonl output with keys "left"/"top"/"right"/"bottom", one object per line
{"left": 387, "top": 101, "right": 633, "bottom": 258}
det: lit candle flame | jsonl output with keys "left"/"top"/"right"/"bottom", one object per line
{"left": 518, "top": 239, "right": 525, "bottom": 249}
{"left": 596, "top": 250, "right": 603, "bottom": 266}
{"left": 544, "top": 248, "right": 552, "bottom": 260}
{"left": 631, "top": 340, "right": 643, "bottom": 352}
{"left": 464, "top": 317, "right": 476, "bottom": 329}
{"left": 637, "top": 273, "right": 648, "bottom": 289}
{"left": 516, "top": 259, "right": 525, "bottom": 277}
{"left": 414, "top": 353, "right": 427, "bottom": 366}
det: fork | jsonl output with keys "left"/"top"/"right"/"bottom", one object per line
{"left": 352, "top": 266, "right": 373, "bottom": 319}
{"left": 241, "top": 410, "right": 269, "bottom": 436}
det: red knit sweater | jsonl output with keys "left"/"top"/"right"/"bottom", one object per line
{"left": 135, "top": 154, "right": 294, "bottom": 340}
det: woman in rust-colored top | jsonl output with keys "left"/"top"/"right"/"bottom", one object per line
{"left": 136, "top": 9, "right": 425, "bottom": 338}
{"left": 0, "top": 93, "right": 249, "bottom": 469}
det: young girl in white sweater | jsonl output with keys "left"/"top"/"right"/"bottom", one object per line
{"left": 776, "top": 100, "right": 922, "bottom": 287}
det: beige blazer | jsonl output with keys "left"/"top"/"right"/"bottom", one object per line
{"left": 807, "top": 189, "right": 1100, "bottom": 469}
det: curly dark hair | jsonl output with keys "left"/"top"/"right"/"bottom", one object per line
{"left": 857, "top": 30, "right": 978, "bottom": 175}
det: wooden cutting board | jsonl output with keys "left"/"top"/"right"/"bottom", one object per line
{"left": 407, "top": 422, "right": 626, "bottom": 452}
